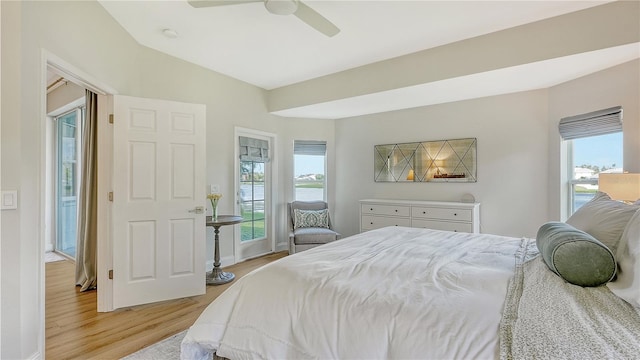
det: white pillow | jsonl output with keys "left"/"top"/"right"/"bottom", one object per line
{"left": 566, "top": 192, "right": 639, "bottom": 253}
{"left": 607, "top": 209, "right": 640, "bottom": 307}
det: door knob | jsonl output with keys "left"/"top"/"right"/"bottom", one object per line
{"left": 189, "top": 206, "right": 205, "bottom": 214}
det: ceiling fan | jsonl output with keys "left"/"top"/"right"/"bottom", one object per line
{"left": 188, "top": 0, "right": 340, "bottom": 37}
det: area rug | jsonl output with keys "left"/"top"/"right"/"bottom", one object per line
{"left": 121, "top": 330, "right": 189, "bottom": 360}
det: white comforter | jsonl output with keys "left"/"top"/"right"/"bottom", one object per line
{"left": 181, "top": 226, "right": 525, "bottom": 360}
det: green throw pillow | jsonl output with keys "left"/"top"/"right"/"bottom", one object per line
{"left": 293, "top": 209, "right": 329, "bottom": 229}
{"left": 536, "top": 221, "right": 617, "bottom": 287}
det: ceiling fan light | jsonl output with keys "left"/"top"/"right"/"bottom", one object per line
{"left": 264, "top": 0, "right": 298, "bottom": 15}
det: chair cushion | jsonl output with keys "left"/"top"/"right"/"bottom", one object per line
{"left": 293, "top": 227, "right": 338, "bottom": 245}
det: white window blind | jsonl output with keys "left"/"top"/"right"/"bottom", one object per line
{"left": 294, "top": 140, "right": 326, "bottom": 156}
{"left": 559, "top": 106, "right": 623, "bottom": 140}
{"left": 239, "top": 136, "right": 270, "bottom": 162}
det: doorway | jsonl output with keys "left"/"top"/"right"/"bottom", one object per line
{"left": 235, "top": 128, "right": 276, "bottom": 261}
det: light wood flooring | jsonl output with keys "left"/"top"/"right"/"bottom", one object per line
{"left": 46, "top": 252, "right": 287, "bottom": 359}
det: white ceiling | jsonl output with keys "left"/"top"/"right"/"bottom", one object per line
{"left": 98, "top": 0, "right": 639, "bottom": 119}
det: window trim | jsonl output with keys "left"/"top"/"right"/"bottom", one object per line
{"left": 562, "top": 106, "right": 623, "bottom": 218}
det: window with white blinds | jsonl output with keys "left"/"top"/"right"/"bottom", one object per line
{"left": 294, "top": 140, "right": 326, "bottom": 156}
{"left": 294, "top": 140, "right": 327, "bottom": 201}
{"left": 559, "top": 106, "right": 622, "bottom": 140}
{"left": 239, "top": 136, "right": 270, "bottom": 162}
{"left": 560, "top": 106, "right": 623, "bottom": 215}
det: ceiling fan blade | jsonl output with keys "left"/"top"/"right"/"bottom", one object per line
{"left": 188, "top": 0, "right": 261, "bottom": 8}
{"left": 293, "top": 1, "right": 340, "bottom": 37}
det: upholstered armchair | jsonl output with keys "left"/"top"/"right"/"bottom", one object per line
{"left": 288, "top": 201, "right": 341, "bottom": 254}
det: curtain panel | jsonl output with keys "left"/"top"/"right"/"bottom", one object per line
{"left": 75, "top": 90, "right": 99, "bottom": 291}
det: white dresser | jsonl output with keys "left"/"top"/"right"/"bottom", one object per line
{"left": 360, "top": 199, "right": 480, "bottom": 233}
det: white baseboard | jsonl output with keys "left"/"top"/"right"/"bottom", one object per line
{"left": 26, "top": 351, "right": 41, "bottom": 360}
{"left": 275, "top": 242, "right": 288, "bottom": 252}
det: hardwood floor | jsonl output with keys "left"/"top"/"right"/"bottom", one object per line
{"left": 45, "top": 252, "right": 287, "bottom": 359}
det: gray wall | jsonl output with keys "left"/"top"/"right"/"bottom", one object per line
{"left": 333, "top": 59, "right": 639, "bottom": 239}
{"left": 334, "top": 89, "right": 550, "bottom": 238}
{"left": 1, "top": 1, "right": 334, "bottom": 358}
{"left": 548, "top": 59, "right": 640, "bottom": 220}
{"left": 1, "top": 1, "right": 637, "bottom": 358}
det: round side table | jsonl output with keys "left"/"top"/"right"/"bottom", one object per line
{"left": 206, "top": 215, "right": 243, "bottom": 285}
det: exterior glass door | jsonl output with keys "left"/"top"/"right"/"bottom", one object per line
{"left": 56, "top": 109, "right": 82, "bottom": 258}
{"left": 240, "top": 160, "right": 266, "bottom": 242}
{"left": 235, "top": 130, "right": 273, "bottom": 261}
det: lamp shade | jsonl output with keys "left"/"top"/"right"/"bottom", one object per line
{"left": 599, "top": 173, "right": 640, "bottom": 202}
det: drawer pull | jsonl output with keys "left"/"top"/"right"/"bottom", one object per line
{"left": 370, "top": 208, "right": 373, "bottom": 211}
{"left": 395, "top": 209, "right": 398, "bottom": 212}
{"left": 370, "top": 222, "right": 373, "bottom": 225}
{"left": 422, "top": 211, "right": 426, "bottom": 214}
{"left": 454, "top": 213, "right": 457, "bottom": 216}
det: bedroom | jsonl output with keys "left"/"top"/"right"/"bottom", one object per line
{"left": 1, "top": 0, "right": 639, "bottom": 358}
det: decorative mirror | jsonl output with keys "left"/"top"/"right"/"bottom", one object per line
{"left": 374, "top": 138, "right": 477, "bottom": 182}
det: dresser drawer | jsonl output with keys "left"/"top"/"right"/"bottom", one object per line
{"left": 360, "top": 199, "right": 480, "bottom": 234}
{"left": 411, "top": 207, "right": 472, "bottom": 222}
{"left": 411, "top": 219, "right": 473, "bottom": 233}
{"left": 361, "top": 215, "right": 411, "bottom": 230}
{"left": 361, "top": 204, "right": 411, "bottom": 217}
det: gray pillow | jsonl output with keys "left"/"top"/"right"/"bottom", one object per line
{"left": 566, "top": 192, "right": 639, "bottom": 253}
{"left": 536, "top": 221, "right": 617, "bottom": 287}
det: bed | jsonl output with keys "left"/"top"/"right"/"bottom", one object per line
{"left": 181, "top": 193, "right": 640, "bottom": 360}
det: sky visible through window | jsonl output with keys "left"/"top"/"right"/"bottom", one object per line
{"left": 295, "top": 155, "right": 324, "bottom": 176}
{"left": 573, "top": 132, "right": 622, "bottom": 169}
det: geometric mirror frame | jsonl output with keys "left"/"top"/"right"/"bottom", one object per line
{"left": 374, "top": 138, "right": 477, "bottom": 182}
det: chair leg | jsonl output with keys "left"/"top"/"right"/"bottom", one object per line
{"left": 288, "top": 237, "right": 296, "bottom": 255}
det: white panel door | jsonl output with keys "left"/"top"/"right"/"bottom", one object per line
{"left": 112, "top": 95, "right": 206, "bottom": 309}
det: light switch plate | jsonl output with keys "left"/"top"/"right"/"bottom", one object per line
{"left": 210, "top": 184, "right": 220, "bottom": 193}
{"left": 1, "top": 190, "right": 18, "bottom": 210}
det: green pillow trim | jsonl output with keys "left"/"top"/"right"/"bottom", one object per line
{"left": 536, "top": 221, "right": 617, "bottom": 287}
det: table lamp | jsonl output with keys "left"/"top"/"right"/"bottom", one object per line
{"left": 407, "top": 169, "right": 415, "bottom": 181}
{"left": 598, "top": 173, "right": 640, "bottom": 203}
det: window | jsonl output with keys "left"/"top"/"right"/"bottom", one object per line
{"left": 56, "top": 106, "right": 85, "bottom": 258}
{"left": 560, "top": 107, "right": 623, "bottom": 214}
{"left": 238, "top": 135, "right": 270, "bottom": 243}
{"left": 240, "top": 161, "right": 266, "bottom": 241}
{"left": 294, "top": 140, "right": 326, "bottom": 201}
{"left": 569, "top": 133, "right": 622, "bottom": 212}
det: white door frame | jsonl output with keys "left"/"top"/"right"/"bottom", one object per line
{"left": 39, "top": 50, "right": 120, "bottom": 358}
{"left": 234, "top": 127, "right": 278, "bottom": 262}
